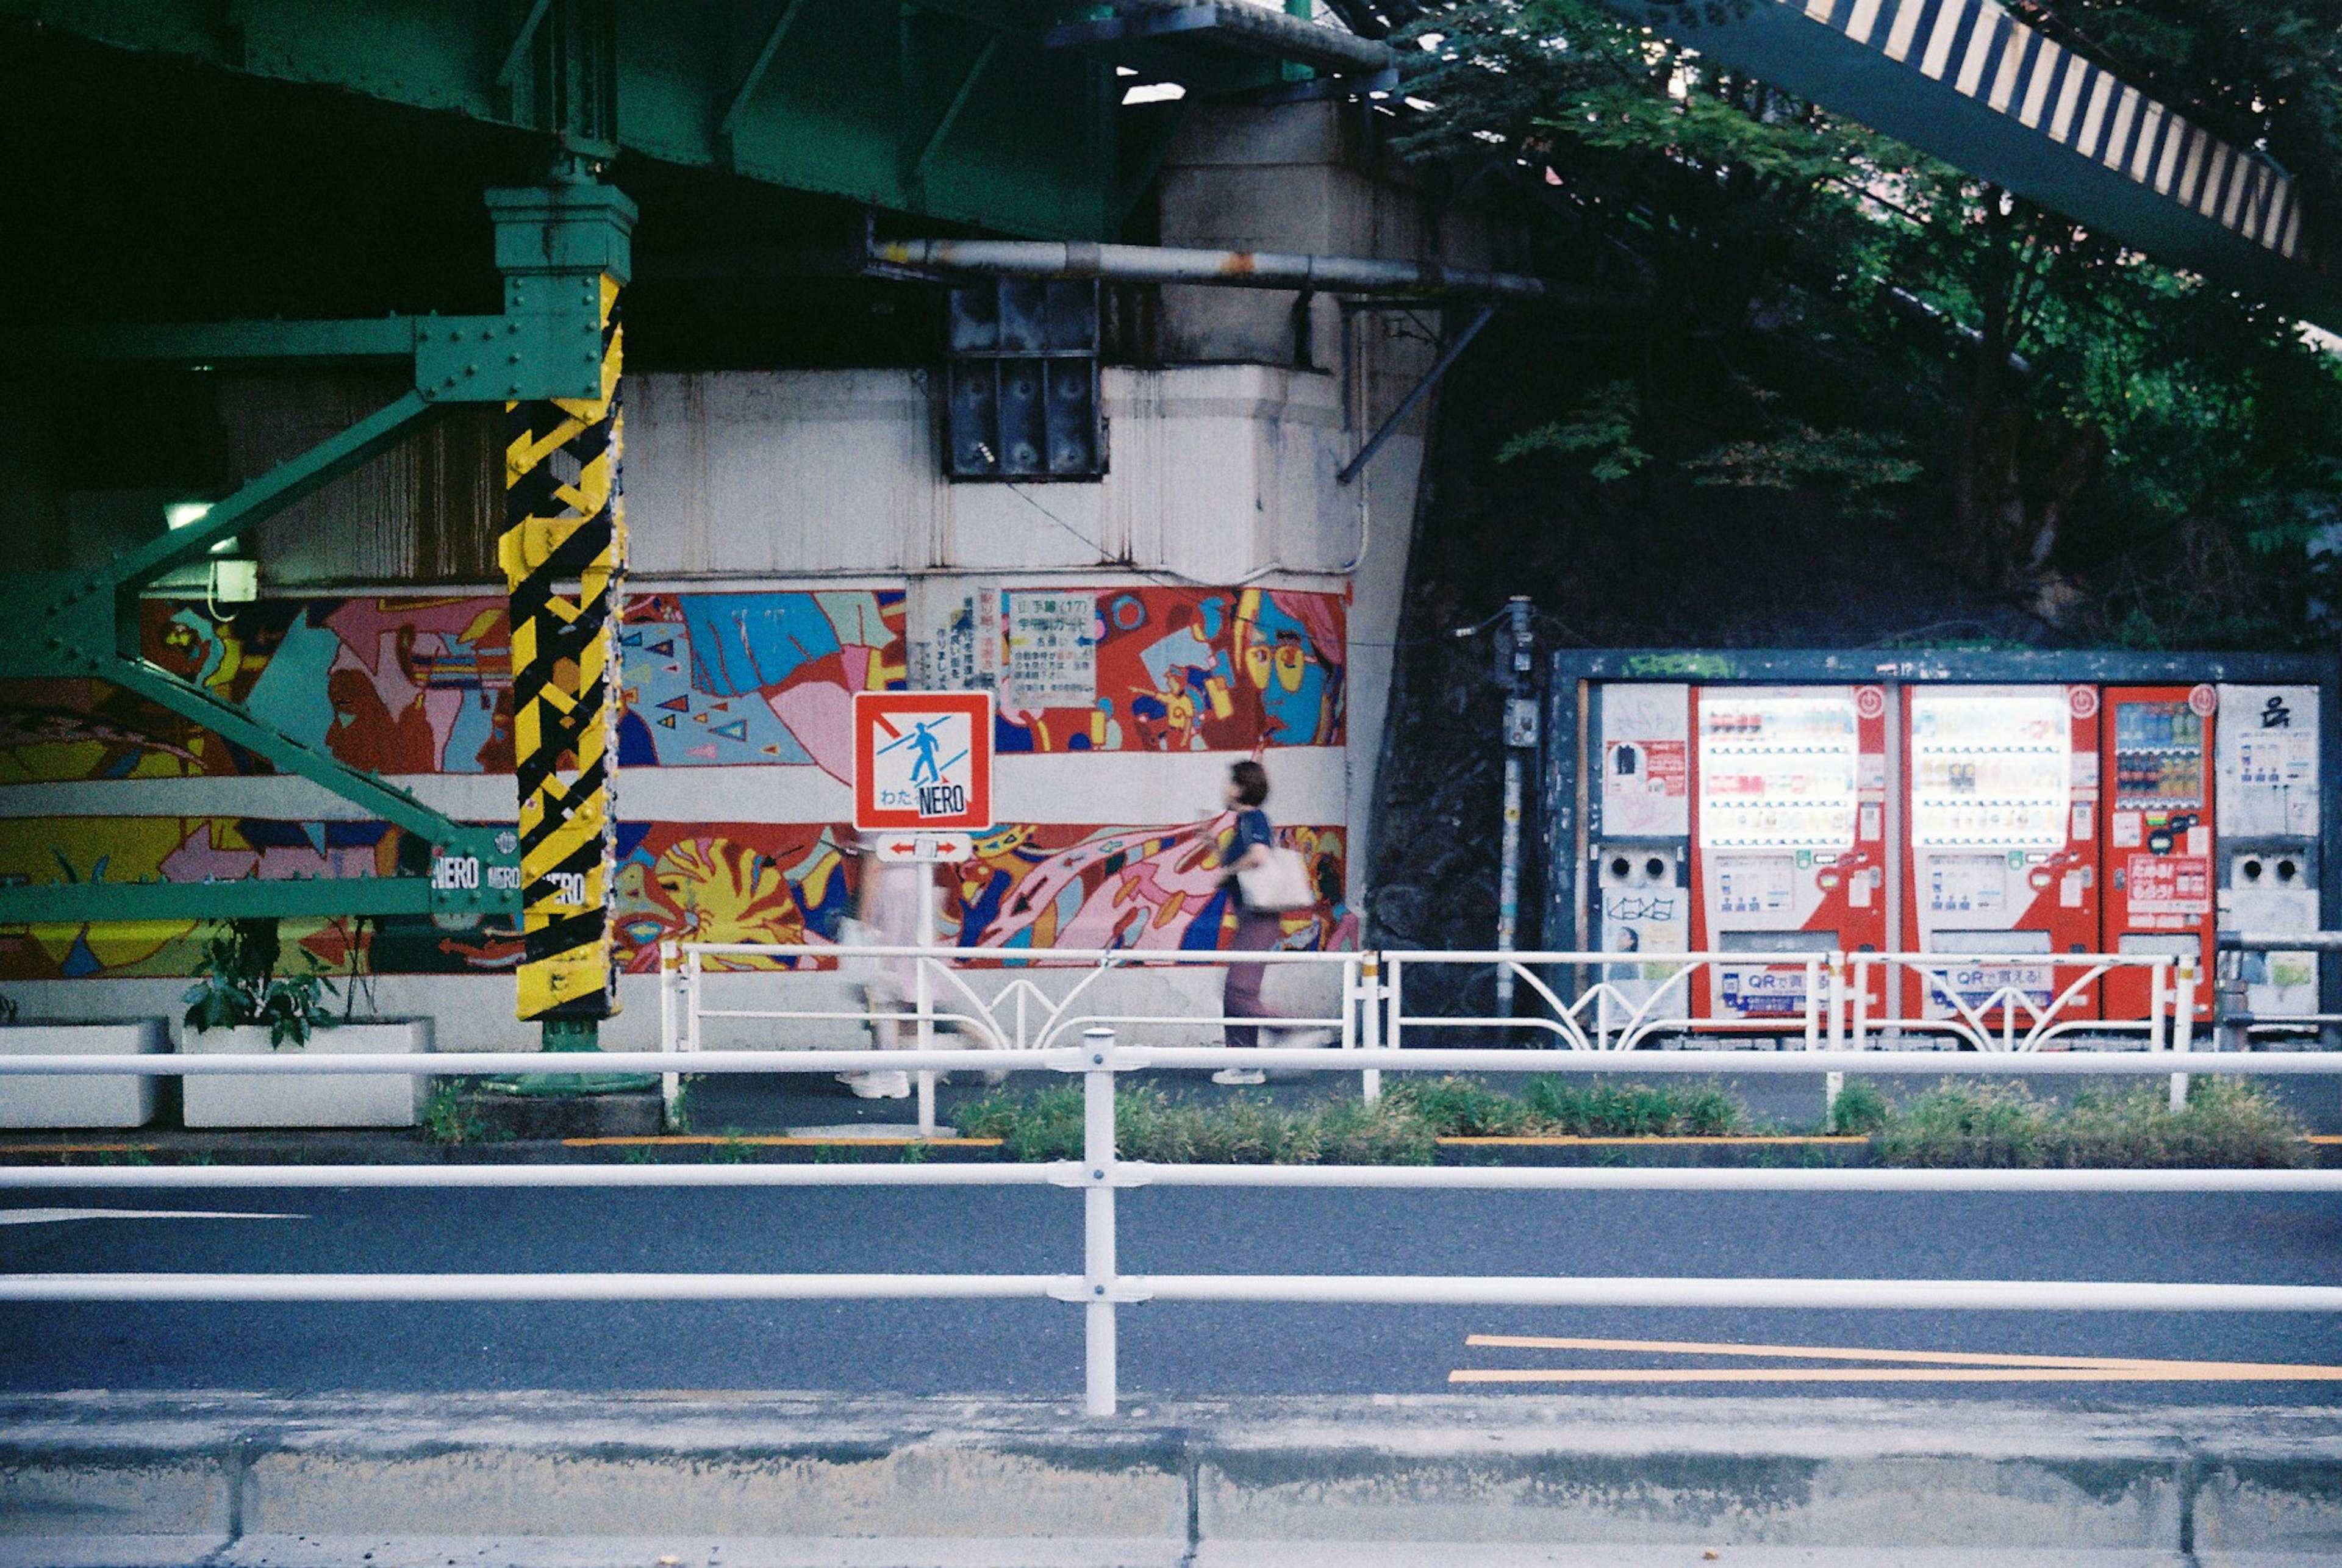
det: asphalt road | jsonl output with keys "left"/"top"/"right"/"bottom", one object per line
{"left": 4, "top": 1185, "right": 2339, "bottom": 1406}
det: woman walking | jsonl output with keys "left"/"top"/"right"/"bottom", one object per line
{"left": 1216, "top": 759, "right": 1285, "bottom": 1086}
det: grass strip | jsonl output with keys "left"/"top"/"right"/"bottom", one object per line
{"left": 954, "top": 1075, "right": 2312, "bottom": 1168}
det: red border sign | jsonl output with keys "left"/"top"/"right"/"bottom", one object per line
{"left": 854, "top": 691, "right": 994, "bottom": 831}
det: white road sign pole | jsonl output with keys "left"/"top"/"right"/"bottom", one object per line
{"left": 916, "top": 842, "right": 937, "bottom": 1138}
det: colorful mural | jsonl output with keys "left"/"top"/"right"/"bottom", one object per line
{"left": 948, "top": 816, "right": 1353, "bottom": 953}
{"left": 610, "top": 820, "right": 856, "bottom": 971}
{"left": 0, "top": 814, "right": 1349, "bottom": 980}
{"left": 0, "top": 590, "right": 906, "bottom": 784}
{"left": 0, "top": 815, "right": 417, "bottom": 981}
{"left": 615, "top": 592, "right": 906, "bottom": 780}
{"left": 990, "top": 587, "right": 1345, "bottom": 753}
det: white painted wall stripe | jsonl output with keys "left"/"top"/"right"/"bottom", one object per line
{"left": 2223, "top": 162, "right": 2251, "bottom": 228}
{"left": 2048, "top": 58, "right": 2088, "bottom": 142}
{"left": 2128, "top": 103, "right": 2164, "bottom": 182}
{"left": 2177, "top": 127, "right": 2209, "bottom": 208}
{"left": 1954, "top": 11, "right": 2000, "bottom": 98}
{"left": 2075, "top": 74, "right": 2114, "bottom": 158}
{"left": 1919, "top": 0, "right": 1969, "bottom": 81}
{"left": 1882, "top": 0, "right": 1928, "bottom": 63}
{"left": 2102, "top": 87, "right": 2140, "bottom": 171}
{"left": 1985, "top": 28, "right": 2027, "bottom": 113}
{"left": 2016, "top": 40, "right": 2058, "bottom": 127}
{"left": 2199, "top": 145, "right": 2232, "bottom": 218}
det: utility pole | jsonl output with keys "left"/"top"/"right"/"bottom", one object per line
{"left": 1493, "top": 595, "right": 1537, "bottom": 1012}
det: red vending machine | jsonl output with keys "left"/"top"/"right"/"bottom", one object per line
{"left": 1901, "top": 686, "right": 2101, "bottom": 1020}
{"left": 2101, "top": 686, "right": 2218, "bottom": 1021}
{"left": 1690, "top": 686, "right": 1889, "bottom": 1025}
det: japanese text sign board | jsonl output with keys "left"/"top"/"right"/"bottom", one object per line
{"left": 854, "top": 691, "right": 994, "bottom": 832}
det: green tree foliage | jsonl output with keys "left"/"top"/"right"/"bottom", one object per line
{"left": 1395, "top": 0, "right": 2342, "bottom": 644}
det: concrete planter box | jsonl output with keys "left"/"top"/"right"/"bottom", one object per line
{"left": 180, "top": 1020, "right": 434, "bottom": 1128}
{"left": 0, "top": 1019, "right": 168, "bottom": 1129}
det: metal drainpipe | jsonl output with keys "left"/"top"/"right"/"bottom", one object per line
{"left": 870, "top": 238, "right": 1555, "bottom": 302}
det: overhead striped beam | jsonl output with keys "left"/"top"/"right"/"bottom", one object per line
{"left": 1609, "top": 0, "right": 2338, "bottom": 327}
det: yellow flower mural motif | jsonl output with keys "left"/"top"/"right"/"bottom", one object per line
{"left": 652, "top": 836, "right": 808, "bottom": 962}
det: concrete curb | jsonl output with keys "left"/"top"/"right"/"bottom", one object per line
{"left": 2, "top": 1392, "right": 2339, "bottom": 1566}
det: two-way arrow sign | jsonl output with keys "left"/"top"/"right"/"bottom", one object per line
{"left": 874, "top": 832, "right": 975, "bottom": 864}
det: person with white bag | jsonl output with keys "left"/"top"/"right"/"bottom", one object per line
{"left": 1214, "top": 759, "right": 1316, "bottom": 1086}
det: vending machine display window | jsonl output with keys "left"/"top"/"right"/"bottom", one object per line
{"left": 2113, "top": 702, "right": 2206, "bottom": 810}
{"left": 1910, "top": 692, "right": 2069, "bottom": 849}
{"left": 1697, "top": 695, "right": 1858, "bottom": 850}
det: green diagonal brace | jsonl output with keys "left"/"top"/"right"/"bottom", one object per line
{"left": 14, "top": 390, "right": 512, "bottom": 925}
{"left": 8, "top": 181, "right": 636, "bottom": 929}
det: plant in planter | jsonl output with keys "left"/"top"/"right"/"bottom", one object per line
{"left": 182, "top": 918, "right": 338, "bottom": 1047}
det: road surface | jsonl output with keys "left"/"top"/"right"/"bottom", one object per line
{"left": 5, "top": 1184, "right": 2339, "bottom": 1405}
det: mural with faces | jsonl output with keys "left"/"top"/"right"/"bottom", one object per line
{"left": 992, "top": 587, "right": 1345, "bottom": 753}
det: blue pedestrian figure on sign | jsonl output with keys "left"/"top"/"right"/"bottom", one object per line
{"left": 909, "top": 719, "right": 945, "bottom": 786}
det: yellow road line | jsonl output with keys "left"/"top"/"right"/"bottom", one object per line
{"left": 1465, "top": 1333, "right": 2248, "bottom": 1371}
{"left": 562, "top": 1134, "right": 1003, "bottom": 1148}
{"left": 1452, "top": 1366, "right": 2342, "bottom": 1383}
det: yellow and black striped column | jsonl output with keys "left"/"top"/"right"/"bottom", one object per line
{"left": 501, "top": 274, "right": 625, "bottom": 1023}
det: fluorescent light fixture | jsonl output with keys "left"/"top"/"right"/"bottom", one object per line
{"left": 1122, "top": 82, "right": 1185, "bottom": 105}
{"left": 167, "top": 499, "right": 241, "bottom": 556}
{"left": 1115, "top": 65, "right": 1138, "bottom": 76}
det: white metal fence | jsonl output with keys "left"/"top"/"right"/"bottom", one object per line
{"left": 658, "top": 940, "right": 2218, "bottom": 1129}
{"left": 4, "top": 1023, "right": 2342, "bottom": 1413}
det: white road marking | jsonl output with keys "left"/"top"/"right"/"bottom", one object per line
{"left": 0, "top": 1208, "right": 304, "bottom": 1226}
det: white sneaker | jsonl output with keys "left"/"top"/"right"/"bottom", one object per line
{"left": 1211, "top": 1067, "right": 1267, "bottom": 1086}
{"left": 840, "top": 1070, "right": 912, "bottom": 1099}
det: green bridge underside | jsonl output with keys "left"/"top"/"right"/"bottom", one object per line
{"left": 2, "top": 0, "right": 1342, "bottom": 241}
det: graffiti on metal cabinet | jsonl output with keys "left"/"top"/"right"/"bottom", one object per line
{"left": 990, "top": 587, "right": 1344, "bottom": 753}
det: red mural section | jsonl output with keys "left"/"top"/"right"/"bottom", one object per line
{"left": 992, "top": 587, "right": 1345, "bottom": 753}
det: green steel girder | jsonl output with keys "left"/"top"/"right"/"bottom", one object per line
{"left": 0, "top": 0, "right": 1339, "bottom": 242}
{"left": 5, "top": 182, "right": 637, "bottom": 928}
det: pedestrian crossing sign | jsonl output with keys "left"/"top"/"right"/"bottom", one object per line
{"left": 853, "top": 690, "right": 994, "bottom": 831}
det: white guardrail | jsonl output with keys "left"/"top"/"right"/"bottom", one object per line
{"left": 3, "top": 940, "right": 2337, "bottom": 1417}
{"left": 658, "top": 941, "right": 2208, "bottom": 1130}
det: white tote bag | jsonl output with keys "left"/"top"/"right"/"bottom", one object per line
{"left": 1236, "top": 846, "right": 1314, "bottom": 912}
